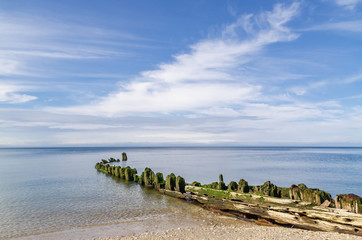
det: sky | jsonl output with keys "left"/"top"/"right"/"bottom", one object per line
{"left": 1, "top": 0, "right": 362, "bottom": 147}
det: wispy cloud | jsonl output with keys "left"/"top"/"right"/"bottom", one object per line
{"left": 0, "top": 49, "right": 123, "bottom": 60}
{"left": 343, "top": 73, "right": 362, "bottom": 83}
{"left": 306, "top": 20, "right": 362, "bottom": 32}
{"left": 1, "top": 99, "right": 359, "bottom": 146}
{"left": 0, "top": 83, "right": 37, "bottom": 103}
{"left": 334, "top": 0, "right": 362, "bottom": 9}
{"left": 0, "top": 59, "right": 21, "bottom": 76}
{"left": 51, "top": 2, "right": 300, "bottom": 117}
{"left": 0, "top": 11, "right": 148, "bottom": 77}
{"left": 288, "top": 80, "right": 328, "bottom": 96}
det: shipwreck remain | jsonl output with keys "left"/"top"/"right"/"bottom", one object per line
{"left": 95, "top": 158, "right": 362, "bottom": 236}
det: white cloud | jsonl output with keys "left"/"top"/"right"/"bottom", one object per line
{"left": 288, "top": 80, "right": 328, "bottom": 96}
{"left": 51, "top": 2, "right": 300, "bottom": 117}
{"left": 241, "top": 101, "right": 343, "bottom": 122}
{"left": 52, "top": 82, "right": 261, "bottom": 116}
{"left": 1, "top": 100, "right": 358, "bottom": 146}
{"left": 0, "top": 49, "right": 122, "bottom": 60}
{"left": 306, "top": 20, "right": 362, "bottom": 32}
{"left": 337, "top": 94, "right": 362, "bottom": 100}
{"left": 343, "top": 73, "right": 362, "bottom": 83}
{"left": 0, "top": 83, "right": 37, "bottom": 103}
{"left": 1, "top": 93, "right": 361, "bottom": 146}
{"left": 289, "top": 86, "right": 307, "bottom": 95}
{"left": 0, "top": 59, "right": 22, "bottom": 76}
{"left": 334, "top": 0, "right": 362, "bottom": 9}
{"left": 0, "top": 10, "right": 147, "bottom": 77}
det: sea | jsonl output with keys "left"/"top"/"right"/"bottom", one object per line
{"left": 0, "top": 147, "right": 361, "bottom": 239}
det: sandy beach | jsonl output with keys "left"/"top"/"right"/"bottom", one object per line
{"left": 15, "top": 199, "right": 361, "bottom": 240}
{"left": 99, "top": 209, "right": 362, "bottom": 240}
{"left": 109, "top": 226, "right": 362, "bottom": 240}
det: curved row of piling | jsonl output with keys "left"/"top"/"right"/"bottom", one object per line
{"left": 95, "top": 162, "right": 186, "bottom": 193}
{"left": 95, "top": 158, "right": 361, "bottom": 214}
{"left": 94, "top": 155, "right": 362, "bottom": 236}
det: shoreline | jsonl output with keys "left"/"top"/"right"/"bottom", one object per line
{"left": 102, "top": 223, "right": 362, "bottom": 240}
{"left": 12, "top": 201, "right": 244, "bottom": 240}
{"left": 15, "top": 205, "right": 362, "bottom": 240}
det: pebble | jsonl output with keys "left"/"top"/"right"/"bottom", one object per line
{"left": 96, "top": 206, "right": 362, "bottom": 240}
{"left": 98, "top": 224, "right": 362, "bottom": 240}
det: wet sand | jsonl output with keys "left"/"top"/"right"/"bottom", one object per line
{"left": 17, "top": 205, "right": 361, "bottom": 240}
{"left": 98, "top": 211, "right": 362, "bottom": 240}
{"left": 13, "top": 200, "right": 226, "bottom": 240}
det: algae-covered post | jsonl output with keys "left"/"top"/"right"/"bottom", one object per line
{"left": 122, "top": 152, "right": 127, "bottom": 161}
{"left": 138, "top": 172, "right": 145, "bottom": 185}
{"left": 238, "top": 179, "right": 249, "bottom": 193}
{"left": 218, "top": 174, "right": 227, "bottom": 190}
{"left": 115, "top": 166, "right": 120, "bottom": 177}
{"left": 191, "top": 181, "right": 201, "bottom": 187}
{"left": 124, "top": 167, "right": 137, "bottom": 181}
{"left": 259, "top": 181, "right": 280, "bottom": 198}
{"left": 165, "top": 173, "right": 176, "bottom": 191}
{"left": 175, "top": 176, "right": 186, "bottom": 193}
{"left": 143, "top": 167, "right": 155, "bottom": 187}
{"left": 227, "top": 181, "right": 238, "bottom": 191}
{"left": 154, "top": 172, "right": 165, "bottom": 189}
{"left": 336, "top": 194, "right": 362, "bottom": 214}
{"left": 289, "top": 184, "right": 331, "bottom": 205}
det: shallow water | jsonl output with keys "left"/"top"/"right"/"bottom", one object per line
{"left": 0, "top": 147, "right": 361, "bottom": 239}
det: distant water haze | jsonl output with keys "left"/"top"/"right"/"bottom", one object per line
{"left": 0, "top": 147, "right": 361, "bottom": 239}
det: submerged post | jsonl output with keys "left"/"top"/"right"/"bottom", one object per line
{"left": 122, "top": 152, "right": 127, "bottom": 161}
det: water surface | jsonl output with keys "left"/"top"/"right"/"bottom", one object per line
{"left": 0, "top": 147, "right": 361, "bottom": 239}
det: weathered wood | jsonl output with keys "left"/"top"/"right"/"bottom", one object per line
{"left": 184, "top": 186, "right": 362, "bottom": 236}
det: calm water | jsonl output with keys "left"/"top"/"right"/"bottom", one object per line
{"left": 0, "top": 147, "right": 361, "bottom": 239}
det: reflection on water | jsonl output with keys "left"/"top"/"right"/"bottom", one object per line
{"left": 0, "top": 147, "right": 361, "bottom": 239}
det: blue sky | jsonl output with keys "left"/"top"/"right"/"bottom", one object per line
{"left": 1, "top": 0, "right": 362, "bottom": 146}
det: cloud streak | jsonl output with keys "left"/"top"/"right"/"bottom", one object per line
{"left": 0, "top": 10, "right": 149, "bottom": 77}
{"left": 334, "top": 0, "right": 362, "bottom": 9}
{"left": 52, "top": 2, "right": 300, "bottom": 117}
{"left": 306, "top": 20, "right": 362, "bottom": 32}
{"left": 0, "top": 83, "right": 37, "bottom": 103}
